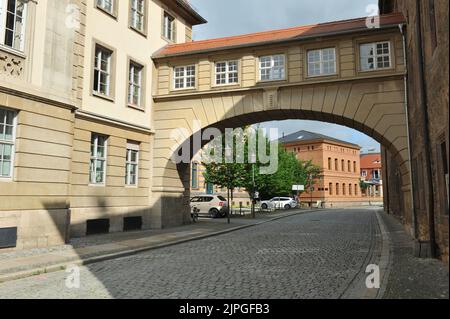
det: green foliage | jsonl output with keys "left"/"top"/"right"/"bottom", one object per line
{"left": 202, "top": 128, "right": 322, "bottom": 200}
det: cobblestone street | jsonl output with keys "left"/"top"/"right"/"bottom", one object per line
{"left": 0, "top": 209, "right": 391, "bottom": 299}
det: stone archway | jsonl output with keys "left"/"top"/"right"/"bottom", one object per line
{"left": 151, "top": 76, "right": 411, "bottom": 228}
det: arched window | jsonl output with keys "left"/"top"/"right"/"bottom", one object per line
{"left": 329, "top": 183, "right": 333, "bottom": 195}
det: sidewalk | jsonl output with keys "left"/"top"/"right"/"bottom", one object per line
{"left": 0, "top": 209, "right": 310, "bottom": 284}
{"left": 379, "top": 212, "right": 449, "bottom": 299}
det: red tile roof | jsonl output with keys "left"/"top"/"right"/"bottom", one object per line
{"left": 360, "top": 154, "right": 382, "bottom": 169}
{"left": 153, "top": 13, "right": 405, "bottom": 58}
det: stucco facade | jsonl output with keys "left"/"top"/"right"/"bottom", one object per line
{"left": 0, "top": 0, "right": 204, "bottom": 250}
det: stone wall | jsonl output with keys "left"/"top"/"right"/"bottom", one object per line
{"left": 380, "top": 0, "right": 449, "bottom": 262}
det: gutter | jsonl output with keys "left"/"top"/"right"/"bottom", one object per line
{"left": 398, "top": 23, "right": 418, "bottom": 240}
{"left": 414, "top": 2, "right": 437, "bottom": 258}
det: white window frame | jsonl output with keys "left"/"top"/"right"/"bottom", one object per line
{"left": 361, "top": 170, "right": 367, "bottom": 177}
{"left": 163, "top": 11, "right": 175, "bottom": 41}
{"left": 89, "top": 134, "right": 108, "bottom": 185}
{"left": 259, "top": 54, "right": 286, "bottom": 82}
{"left": 125, "top": 142, "right": 139, "bottom": 187}
{"left": 130, "top": 0, "right": 145, "bottom": 32}
{"left": 128, "top": 61, "right": 143, "bottom": 107}
{"left": 96, "top": 0, "right": 114, "bottom": 15}
{"left": 360, "top": 41, "right": 392, "bottom": 71}
{"left": 307, "top": 47, "right": 336, "bottom": 77}
{"left": 173, "top": 65, "right": 195, "bottom": 90}
{"left": 0, "top": 0, "right": 27, "bottom": 52}
{"left": 93, "top": 45, "right": 112, "bottom": 97}
{"left": 0, "top": 107, "right": 17, "bottom": 180}
{"left": 215, "top": 60, "right": 239, "bottom": 86}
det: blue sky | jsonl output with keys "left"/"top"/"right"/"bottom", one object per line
{"left": 190, "top": 0, "right": 380, "bottom": 153}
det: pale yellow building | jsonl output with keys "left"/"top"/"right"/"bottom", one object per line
{"left": 0, "top": 0, "right": 205, "bottom": 250}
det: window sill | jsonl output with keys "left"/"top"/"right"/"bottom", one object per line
{"left": 170, "top": 87, "right": 197, "bottom": 93}
{"left": 92, "top": 92, "right": 115, "bottom": 103}
{"left": 89, "top": 183, "right": 106, "bottom": 187}
{"left": 95, "top": 6, "right": 118, "bottom": 20}
{"left": 161, "top": 35, "right": 176, "bottom": 44}
{"left": 129, "top": 26, "right": 147, "bottom": 38}
{"left": 211, "top": 83, "right": 241, "bottom": 89}
{"left": 0, "top": 45, "right": 26, "bottom": 59}
{"left": 305, "top": 73, "right": 338, "bottom": 80}
{"left": 125, "top": 185, "right": 139, "bottom": 189}
{"left": 127, "top": 104, "right": 146, "bottom": 112}
{"left": 0, "top": 177, "right": 13, "bottom": 183}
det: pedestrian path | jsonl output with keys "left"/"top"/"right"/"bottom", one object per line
{"left": 379, "top": 212, "right": 449, "bottom": 299}
{"left": 0, "top": 209, "right": 309, "bottom": 283}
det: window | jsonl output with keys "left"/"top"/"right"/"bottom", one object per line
{"left": 128, "top": 61, "right": 144, "bottom": 107}
{"left": 353, "top": 161, "right": 357, "bottom": 173}
{"left": 96, "top": 0, "right": 115, "bottom": 15}
{"left": 361, "top": 170, "right": 367, "bottom": 177}
{"left": 191, "top": 162, "right": 198, "bottom": 189}
{"left": 90, "top": 134, "right": 107, "bottom": 185}
{"left": 328, "top": 158, "right": 332, "bottom": 170}
{"left": 336, "top": 183, "right": 340, "bottom": 196}
{"left": 173, "top": 65, "right": 195, "bottom": 90}
{"left": 373, "top": 169, "right": 380, "bottom": 180}
{"left": 335, "top": 159, "right": 338, "bottom": 171}
{"left": 215, "top": 61, "right": 238, "bottom": 85}
{"left": 125, "top": 142, "right": 139, "bottom": 186}
{"left": 0, "top": 0, "right": 27, "bottom": 51}
{"left": 93, "top": 45, "right": 113, "bottom": 97}
{"left": 307, "top": 48, "right": 336, "bottom": 76}
{"left": 349, "top": 184, "right": 352, "bottom": 196}
{"left": 343, "top": 184, "right": 346, "bottom": 195}
{"left": 355, "top": 184, "right": 358, "bottom": 196}
{"left": 341, "top": 159, "right": 345, "bottom": 171}
{"left": 360, "top": 41, "right": 391, "bottom": 71}
{"left": 329, "top": 183, "right": 333, "bottom": 195}
{"left": 130, "top": 0, "right": 145, "bottom": 33}
{"left": 163, "top": 12, "right": 175, "bottom": 41}
{"left": 259, "top": 55, "right": 285, "bottom": 81}
{"left": 0, "top": 108, "right": 16, "bottom": 178}
{"left": 348, "top": 160, "right": 351, "bottom": 172}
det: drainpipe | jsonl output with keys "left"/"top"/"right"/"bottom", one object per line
{"left": 398, "top": 23, "right": 418, "bottom": 240}
{"left": 414, "top": 2, "right": 437, "bottom": 258}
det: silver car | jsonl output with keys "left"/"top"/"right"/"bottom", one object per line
{"left": 260, "top": 197, "right": 298, "bottom": 210}
{"left": 190, "top": 195, "right": 229, "bottom": 218}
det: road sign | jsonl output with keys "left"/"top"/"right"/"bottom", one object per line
{"left": 292, "top": 185, "right": 305, "bottom": 191}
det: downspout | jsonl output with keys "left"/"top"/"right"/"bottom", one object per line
{"left": 398, "top": 23, "right": 418, "bottom": 240}
{"left": 414, "top": 2, "right": 437, "bottom": 258}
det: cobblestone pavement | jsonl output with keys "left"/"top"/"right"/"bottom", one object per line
{"left": 380, "top": 213, "right": 449, "bottom": 299}
{"left": 0, "top": 209, "right": 383, "bottom": 299}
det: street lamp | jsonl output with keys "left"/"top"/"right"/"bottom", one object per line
{"left": 250, "top": 153, "right": 257, "bottom": 219}
{"left": 225, "top": 145, "right": 232, "bottom": 224}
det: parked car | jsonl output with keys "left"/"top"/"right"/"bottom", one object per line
{"left": 260, "top": 197, "right": 298, "bottom": 210}
{"left": 190, "top": 195, "right": 229, "bottom": 218}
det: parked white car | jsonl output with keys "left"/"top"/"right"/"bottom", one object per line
{"left": 190, "top": 195, "right": 229, "bottom": 218}
{"left": 260, "top": 197, "right": 298, "bottom": 210}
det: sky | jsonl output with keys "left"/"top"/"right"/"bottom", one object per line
{"left": 189, "top": 0, "right": 380, "bottom": 153}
